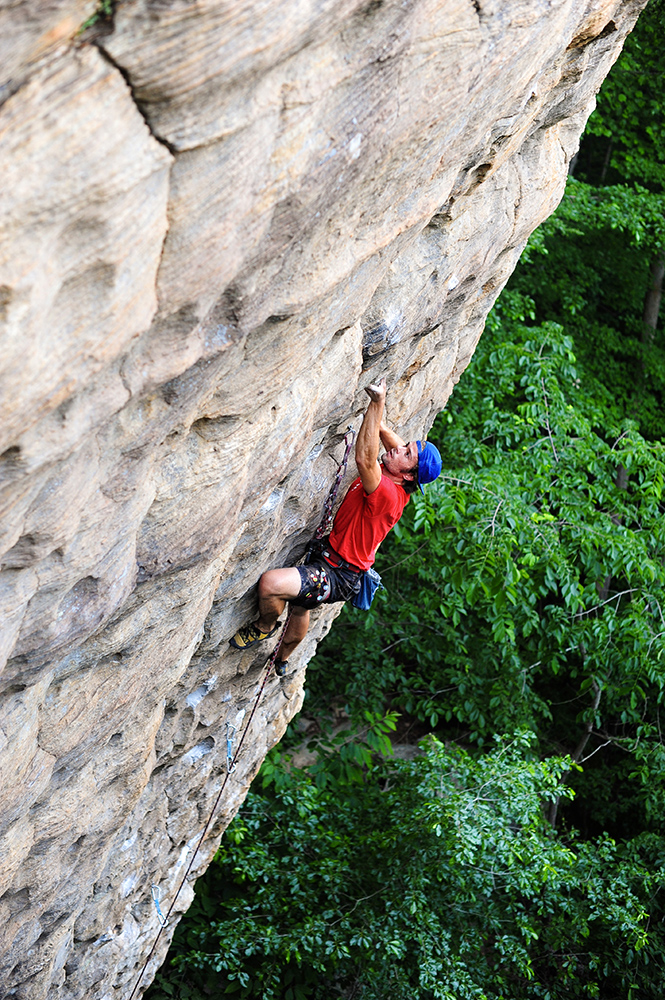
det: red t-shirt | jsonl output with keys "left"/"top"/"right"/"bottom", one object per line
{"left": 329, "top": 474, "right": 410, "bottom": 570}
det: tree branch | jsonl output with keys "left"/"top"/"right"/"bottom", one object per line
{"left": 548, "top": 678, "right": 602, "bottom": 829}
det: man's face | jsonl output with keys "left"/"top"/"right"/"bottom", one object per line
{"left": 381, "top": 441, "right": 418, "bottom": 480}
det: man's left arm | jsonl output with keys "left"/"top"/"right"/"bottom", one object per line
{"left": 379, "top": 420, "right": 405, "bottom": 452}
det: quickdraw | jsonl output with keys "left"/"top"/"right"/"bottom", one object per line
{"left": 225, "top": 720, "right": 238, "bottom": 773}
{"left": 150, "top": 885, "right": 168, "bottom": 929}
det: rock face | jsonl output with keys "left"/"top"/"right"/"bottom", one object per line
{"left": 0, "top": 1, "right": 646, "bottom": 997}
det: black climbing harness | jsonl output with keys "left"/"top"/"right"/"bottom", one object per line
{"left": 128, "top": 426, "right": 356, "bottom": 999}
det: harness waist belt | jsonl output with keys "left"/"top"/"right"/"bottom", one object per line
{"left": 320, "top": 543, "right": 362, "bottom": 575}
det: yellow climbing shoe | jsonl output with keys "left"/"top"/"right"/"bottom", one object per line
{"left": 229, "top": 620, "right": 279, "bottom": 650}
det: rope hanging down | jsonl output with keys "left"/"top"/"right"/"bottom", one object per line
{"left": 128, "top": 427, "right": 355, "bottom": 999}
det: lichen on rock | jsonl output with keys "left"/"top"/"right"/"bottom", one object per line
{"left": 0, "top": 1, "right": 647, "bottom": 997}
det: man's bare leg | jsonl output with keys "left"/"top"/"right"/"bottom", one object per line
{"left": 230, "top": 567, "right": 301, "bottom": 651}
{"left": 230, "top": 567, "right": 308, "bottom": 660}
{"left": 258, "top": 569, "right": 310, "bottom": 663}
{"left": 278, "top": 605, "right": 310, "bottom": 661}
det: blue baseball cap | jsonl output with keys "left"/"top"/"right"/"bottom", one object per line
{"left": 416, "top": 440, "right": 442, "bottom": 493}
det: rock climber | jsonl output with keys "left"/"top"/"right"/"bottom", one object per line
{"left": 229, "top": 376, "right": 442, "bottom": 675}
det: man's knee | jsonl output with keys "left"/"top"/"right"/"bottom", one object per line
{"left": 258, "top": 570, "right": 278, "bottom": 600}
{"left": 259, "top": 567, "right": 301, "bottom": 601}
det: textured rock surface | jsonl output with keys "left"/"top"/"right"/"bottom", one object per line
{"left": 0, "top": 1, "right": 646, "bottom": 997}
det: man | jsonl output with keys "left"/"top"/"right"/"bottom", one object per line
{"left": 229, "top": 376, "right": 442, "bottom": 674}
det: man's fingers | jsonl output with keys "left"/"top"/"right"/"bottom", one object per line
{"left": 365, "top": 375, "right": 387, "bottom": 398}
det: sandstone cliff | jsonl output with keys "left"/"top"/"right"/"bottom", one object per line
{"left": 0, "top": 1, "right": 646, "bottom": 997}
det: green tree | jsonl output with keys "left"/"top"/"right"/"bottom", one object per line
{"left": 148, "top": 733, "right": 665, "bottom": 1000}
{"left": 510, "top": 177, "right": 665, "bottom": 436}
{"left": 511, "top": 0, "right": 665, "bottom": 438}
{"left": 580, "top": 0, "right": 665, "bottom": 189}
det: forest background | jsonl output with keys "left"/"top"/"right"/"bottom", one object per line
{"left": 147, "top": 3, "right": 665, "bottom": 997}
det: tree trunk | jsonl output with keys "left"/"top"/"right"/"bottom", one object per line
{"left": 597, "top": 464, "right": 628, "bottom": 602}
{"left": 548, "top": 680, "right": 602, "bottom": 829}
{"left": 631, "top": 252, "right": 664, "bottom": 414}
{"left": 599, "top": 138, "right": 614, "bottom": 185}
{"left": 642, "top": 253, "right": 665, "bottom": 346}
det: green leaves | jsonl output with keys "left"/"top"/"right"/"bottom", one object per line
{"left": 149, "top": 735, "right": 665, "bottom": 1000}
{"left": 584, "top": 0, "right": 665, "bottom": 190}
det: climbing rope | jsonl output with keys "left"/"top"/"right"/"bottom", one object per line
{"left": 128, "top": 634, "right": 283, "bottom": 999}
{"left": 314, "top": 426, "right": 356, "bottom": 540}
{"left": 128, "top": 427, "right": 355, "bottom": 999}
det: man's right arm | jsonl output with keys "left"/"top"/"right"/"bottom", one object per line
{"left": 355, "top": 377, "right": 386, "bottom": 495}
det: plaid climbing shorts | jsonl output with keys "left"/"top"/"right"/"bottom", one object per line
{"left": 291, "top": 559, "right": 362, "bottom": 610}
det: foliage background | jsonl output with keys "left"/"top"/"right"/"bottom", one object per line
{"left": 146, "top": 4, "right": 665, "bottom": 998}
